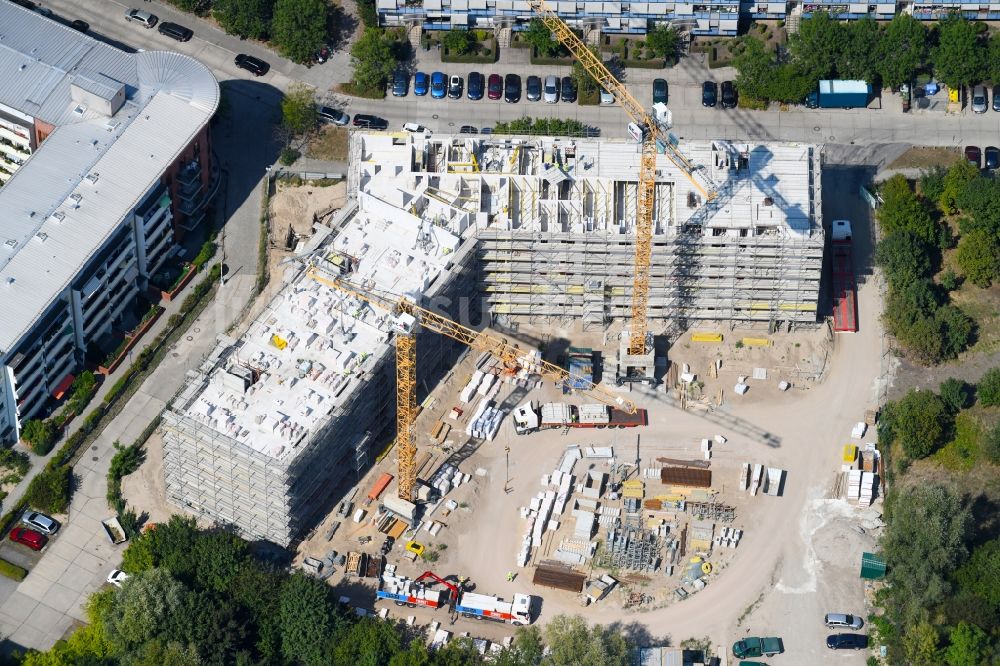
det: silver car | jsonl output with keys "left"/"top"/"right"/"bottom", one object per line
{"left": 124, "top": 8, "right": 158, "bottom": 29}
{"left": 971, "top": 85, "right": 988, "bottom": 114}
{"left": 824, "top": 613, "right": 864, "bottom": 630}
{"left": 543, "top": 75, "right": 559, "bottom": 104}
{"left": 21, "top": 510, "right": 58, "bottom": 535}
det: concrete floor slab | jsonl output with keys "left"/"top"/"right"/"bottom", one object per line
{"left": 21, "top": 602, "right": 62, "bottom": 632}
{"left": 15, "top": 575, "right": 53, "bottom": 601}
{"left": 71, "top": 551, "right": 103, "bottom": 575}
{"left": 27, "top": 553, "right": 73, "bottom": 583}
{"left": 0, "top": 593, "right": 37, "bottom": 623}
{"left": 39, "top": 583, "right": 78, "bottom": 614}
{"left": 10, "top": 623, "right": 49, "bottom": 651}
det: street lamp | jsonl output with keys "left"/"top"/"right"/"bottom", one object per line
{"left": 504, "top": 445, "right": 511, "bottom": 494}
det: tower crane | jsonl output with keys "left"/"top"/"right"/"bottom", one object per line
{"left": 527, "top": 1, "right": 717, "bottom": 374}
{"left": 306, "top": 266, "right": 636, "bottom": 501}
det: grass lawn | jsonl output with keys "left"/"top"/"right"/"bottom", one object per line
{"left": 951, "top": 282, "right": 1000, "bottom": 355}
{"left": 306, "top": 126, "right": 349, "bottom": 162}
{"left": 887, "top": 146, "right": 961, "bottom": 170}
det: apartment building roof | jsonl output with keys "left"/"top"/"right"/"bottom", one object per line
{"left": 0, "top": 2, "right": 218, "bottom": 354}
{"left": 173, "top": 204, "right": 461, "bottom": 461}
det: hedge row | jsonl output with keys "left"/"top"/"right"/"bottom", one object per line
{"left": 0, "top": 558, "right": 27, "bottom": 582}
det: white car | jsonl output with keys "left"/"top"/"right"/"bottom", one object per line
{"left": 402, "top": 122, "right": 428, "bottom": 134}
{"left": 107, "top": 570, "right": 130, "bottom": 587}
{"left": 124, "top": 8, "right": 158, "bottom": 29}
{"left": 599, "top": 87, "right": 615, "bottom": 106}
{"left": 543, "top": 75, "right": 559, "bottom": 104}
{"left": 21, "top": 510, "right": 58, "bottom": 535}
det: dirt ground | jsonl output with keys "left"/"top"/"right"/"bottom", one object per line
{"left": 122, "top": 430, "right": 189, "bottom": 527}
{"left": 306, "top": 127, "right": 350, "bottom": 162}
{"left": 886, "top": 146, "right": 961, "bottom": 170}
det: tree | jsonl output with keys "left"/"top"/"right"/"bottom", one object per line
{"left": 990, "top": 31, "right": 1000, "bottom": 84}
{"left": 191, "top": 531, "right": 250, "bottom": 595}
{"left": 733, "top": 37, "right": 776, "bottom": 102}
{"left": 493, "top": 626, "right": 545, "bottom": 666}
{"left": 24, "top": 464, "right": 71, "bottom": 514}
{"left": 892, "top": 389, "right": 950, "bottom": 458}
{"left": 282, "top": 83, "right": 318, "bottom": 136}
{"left": 102, "top": 569, "right": 188, "bottom": 652}
{"left": 878, "top": 175, "right": 939, "bottom": 246}
{"left": 838, "top": 18, "right": 880, "bottom": 82}
{"left": 21, "top": 419, "right": 57, "bottom": 455}
{"left": 356, "top": 0, "right": 378, "bottom": 28}
{"left": 878, "top": 14, "right": 927, "bottom": 88}
{"left": 646, "top": 25, "right": 679, "bottom": 60}
{"left": 789, "top": 12, "right": 847, "bottom": 82}
{"left": 944, "top": 622, "right": 991, "bottom": 666}
{"left": 523, "top": 19, "right": 559, "bottom": 57}
{"left": 882, "top": 485, "right": 971, "bottom": 626}
{"left": 213, "top": 0, "right": 273, "bottom": 40}
{"left": 543, "top": 615, "right": 631, "bottom": 666}
{"left": 571, "top": 49, "right": 600, "bottom": 95}
{"left": 271, "top": 0, "right": 329, "bottom": 64}
{"left": 279, "top": 573, "right": 336, "bottom": 666}
{"left": 442, "top": 29, "right": 475, "bottom": 55}
{"left": 978, "top": 367, "right": 1000, "bottom": 406}
{"left": 903, "top": 620, "right": 941, "bottom": 666}
{"left": 956, "top": 229, "right": 1000, "bottom": 287}
{"left": 956, "top": 539, "right": 1000, "bottom": 608}
{"left": 935, "top": 305, "right": 974, "bottom": 360}
{"left": 875, "top": 231, "right": 933, "bottom": 284}
{"left": 939, "top": 378, "right": 973, "bottom": 413}
{"left": 941, "top": 158, "right": 980, "bottom": 214}
{"left": 955, "top": 177, "right": 1000, "bottom": 235}
{"left": 919, "top": 166, "right": 947, "bottom": 202}
{"left": 330, "top": 617, "right": 401, "bottom": 666}
{"left": 932, "top": 14, "right": 986, "bottom": 88}
{"left": 350, "top": 28, "right": 396, "bottom": 92}
{"left": 983, "top": 422, "right": 1000, "bottom": 464}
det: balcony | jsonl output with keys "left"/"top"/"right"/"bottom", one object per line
{"left": 0, "top": 124, "right": 30, "bottom": 148}
{"left": 177, "top": 161, "right": 222, "bottom": 231}
{"left": 176, "top": 161, "right": 202, "bottom": 187}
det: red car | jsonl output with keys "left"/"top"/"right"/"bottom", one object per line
{"left": 9, "top": 527, "right": 46, "bottom": 551}
{"left": 487, "top": 74, "right": 502, "bottom": 100}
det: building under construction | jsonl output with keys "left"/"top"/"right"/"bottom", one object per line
{"left": 161, "top": 132, "right": 823, "bottom": 545}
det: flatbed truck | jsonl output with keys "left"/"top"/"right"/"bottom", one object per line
{"left": 512, "top": 401, "right": 647, "bottom": 434}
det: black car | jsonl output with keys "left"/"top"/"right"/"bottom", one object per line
{"left": 652, "top": 78, "right": 668, "bottom": 105}
{"left": 702, "top": 81, "right": 717, "bottom": 107}
{"left": 459, "top": 125, "right": 478, "bottom": 134}
{"left": 560, "top": 76, "right": 576, "bottom": 103}
{"left": 826, "top": 634, "right": 867, "bottom": 650}
{"left": 966, "top": 145, "right": 981, "bottom": 168}
{"left": 993, "top": 84, "right": 1000, "bottom": 112}
{"left": 392, "top": 70, "right": 408, "bottom": 97}
{"left": 504, "top": 74, "right": 521, "bottom": 103}
{"left": 235, "top": 54, "right": 269, "bottom": 76}
{"left": 526, "top": 75, "right": 542, "bottom": 102}
{"left": 158, "top": 22, "right": 193, "bottom": 42}
{"left": 352, "top": 114, "right": 388, "bottom": 130}
{"left": 721, "top": 81, "right": 737, "bottom": 109}
{"left": 468, "top": 72, "right": 485, "bottom": 100}
{"left": 985, "top": 146, "right": 999, "bottom": 170}
{"left": 69, "top": 19, "right": 89, "bottom": 32}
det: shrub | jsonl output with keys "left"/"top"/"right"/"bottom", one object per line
{"left": 982, "top": 423, "right": 1000, "bottom": 465}
{"left": 0, "top": 448, "right": 31, "bottom": 485}
{"left": 892, "top": 389, "right": 951, "bottom": 458}
{"left": 279, "top": 147, "right": 300, "bottom": 166}
{"left": 24, "top": 465, "right": 72, "bottom": 515}
{"left": 0, "top": 558, "right": 27, "bottom": 582}
{"left": 978, "top": 368, "right": 1000, "bottom": 406}
{"left": 191, "top": 239, "right": 217, "bottom": 271}
{"left": 22, "top": 419, "right": 59, "bottom": 455}
{"left": 939, "top": 378, "right": 973, "bottom": 413}
{"left": 939, "top": 269, "right": 961, "bottom": 291}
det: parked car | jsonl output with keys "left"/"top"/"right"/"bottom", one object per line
{"left": 34, "top": 6, "right": 51, "bottom": 16}
{"left": 459, "top": 125, "right": 478, "bottom": 134}
{"left": 317, "top": 106, "right": 349, "bottom": 126}
{"left": 824, "top": 613, "right": 863, "bottom": 630}
{"left": 721, "top": 80, "right": 737, "bottom": 108}
{"left": 544, "top": 75, "right": 559, "bottom": 104}
{"left": 69, "top": 19, "right": 89, "bottom": 32}
{"left": 560, "top": 76, "right": 576, "bottom": 103}
{"left": 413, "top": 72, "right": 429, "bottom": 96}
{"left": 430, "top": 72, "right": 447, "bottom": 99}
{"left": 157, "top": 21, "right": 192, "bottom": 42}
{"left": 234, "top": 54, "right": 269, "bottom": 76}
{"left": 21, "top": 510, "right": 58, "bottom": 535}
{"left": 526, "top": 75, "right": 542, "bottom": 102}
{"left": 124, "top": 8, "right": 157, "bottom": 28}
{"left": 994, "top": 84, "right": 1000, "bottom": 112}
{"left": 732, "top": 637, "right": 784, "bottom": 659}
{"left": 702, "top": 81, "right": 718, "bottom": 107}
{"left": 826, "top": 634, "right": 868, "bottom": 650}
{"left": 402, "top": 122, "right": 428, "bottom": 134}
{"left": 971, "top": 84, "right": 988, "bottom": 114}
{"left": 448, "top": 75, "right": 463, "bottom": 99}
{"left": 480, "top": 127, "right": 493, "bottom": 135}
{"left": 9, "top": 527, "right": 46, "bottom": 551}
{"left": 468, "top": 72, "right": 485, "bottom": 100}
{"left": 352, "top": 114, "right": 388, "bottom": 130}
{"left": 487, "top": 74, "right": 503, "bottom": 100}
{"left": 504, "top": 74, "right": 521, "bottom": 103}
{"left": 985, "top": 146, "right": 999, "bottom": 170}
{"left": 653, "top": 78, "right": 668, "bottom": 105}
{"left": 965, "top": 145, "right": 981, "bottom": 168}
{"left": 599, "top": 87, "right": 615, "bottom": 105}
{"left": 405, "top": 540, "right": 425, "bottom": 556}
{"left": 107, "top": 570, "right": 130, "bottom": 588}
{"left": 392, "top": 70, "right": 408, "bottom": 97}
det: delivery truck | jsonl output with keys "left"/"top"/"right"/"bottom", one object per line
{"left": 805, "top": 80, "right": 872, "bottom": 109}
{"left": 512, "top": 401, "right": 647, "bottom": 434}
{"left": 375, "top": 569, "right": 536, "bottom": 625}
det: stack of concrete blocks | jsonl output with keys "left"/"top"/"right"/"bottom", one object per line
{"left": 465, "top": 398, "right": 505, "bottom": 440}
{"left": 846, "top": 469, "right": 862, "bottom": 502}
{"left": 427, "top": 462, "right": 469, "bottom": 497}
{"left": 459, "top": 370, "right": 484, "bottom": 404}
{"left": 584, "top": 446, "right": 614, "bottom": 459}
{"left": 858, "top": 472, "right": 876, "bottom": 506}
{"left": 518, "top": 487, "right": 555, "bottom": 567}
{"left": 715, "top": 527, "right": 743, "bottom": 549}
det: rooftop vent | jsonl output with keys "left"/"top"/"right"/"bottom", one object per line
{"left": 50, "top": 211, "right": 65, "bottom": 223}
{"left": 5, "top": 277, "right": 14, "bottom": 287}
{"left": 4, "top": 239, "right": 17, "bottom": 248}
{"left": 69, "top": 193, "right": 82, "bottom": 207}
{"left": 85, "top": 172, "right": 100, "bottom": 185}
{"left": 763, "top": 197, "right": 774, "bottom": 207}
{"left": 35, "top": 232, "right": 48, "bottom": 242}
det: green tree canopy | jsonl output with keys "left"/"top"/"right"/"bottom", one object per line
{"left": 570, "top": 46, "right": 602, "bottom": 94}
{"left": 956, "top": 228, "right": 1000, "bottom": 288}
{"left": 838, "top": 18, "right": 880, "bottom": 82}
{"left": 350, "top": 28, "right": 397, "bottom": 92}
{"left": 990, "top": 31, "right": 1000, "bottom": 84}
{"left": 524, "top": 19, "right": 560, "bottom": 57}
{"left": 956, "top": 539, "right": 1000, "bottom": 609}
{"left": 978, "top": 367, "right": 1000, "bottom": 406}
{"left": 282, "top": 82, "right": 318, "bottom": 137}
{"left": 941, "top": 158, "right": 981, "bottom": 214}
{"left": 932, "top": 14, "right": 986, "bottom": 88}
{"left": 442, "top": 29, "right": 476, "bottom": 55}
{"left": 903, "top": 620, "right": 941, "bottom": 666}
{"left": 875, "top": 231, "right": 933, "bottom": 284}
{"left": 955, "top": 177, "right": 1000, "bottom": 235}
{"left": 543, "top": 615, "right": 631, "bottom": 666}
{"left": 938, "top": 377, "right": 973, "bottom": 413}
{"left": 271, "top": 0, "right": 329, "bottom": 64}
{"left": 789, "top": 11, "right": 847, "bottom": 81}
{"left": 102, "top": 568, "right": 189, "bottom": 652}
{"left": 878, "top": 175, "right": 939, "bottom": 246}
{"left": 646, "top": 25, "right": 679, "bottom": 59}
{"left": 279, "top": 572, "right": 337, "bottom": 666}
{"left": 878, "top": 14, "right": 927, "bottom": 87}
{"left": 944, "top": 622, "right": 991, "bottom": 666}
{"left": 213, "top": 0, "right": 273, "bottom": 40}
{"left": 892, "top": 389, "right": 951, "bottom": 458}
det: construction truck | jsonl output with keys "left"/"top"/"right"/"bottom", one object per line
{"left": 512, "top": 401, "right": 647, "bottom": 434}
{"left": 831, "top": 219, "right": 857, "bottom": 332}
{"left": 376, "top": 569, "right": 456, "bottom": 609}
{"left": 455, "top": 591, "right": 534, "bottom": 625}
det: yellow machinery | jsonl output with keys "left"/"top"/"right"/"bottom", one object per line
{"left": 307, "top": 267, "right": 636, "bottom": 500}
{"left": 527, "top": 1, "right": 716, "bottom": 360}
